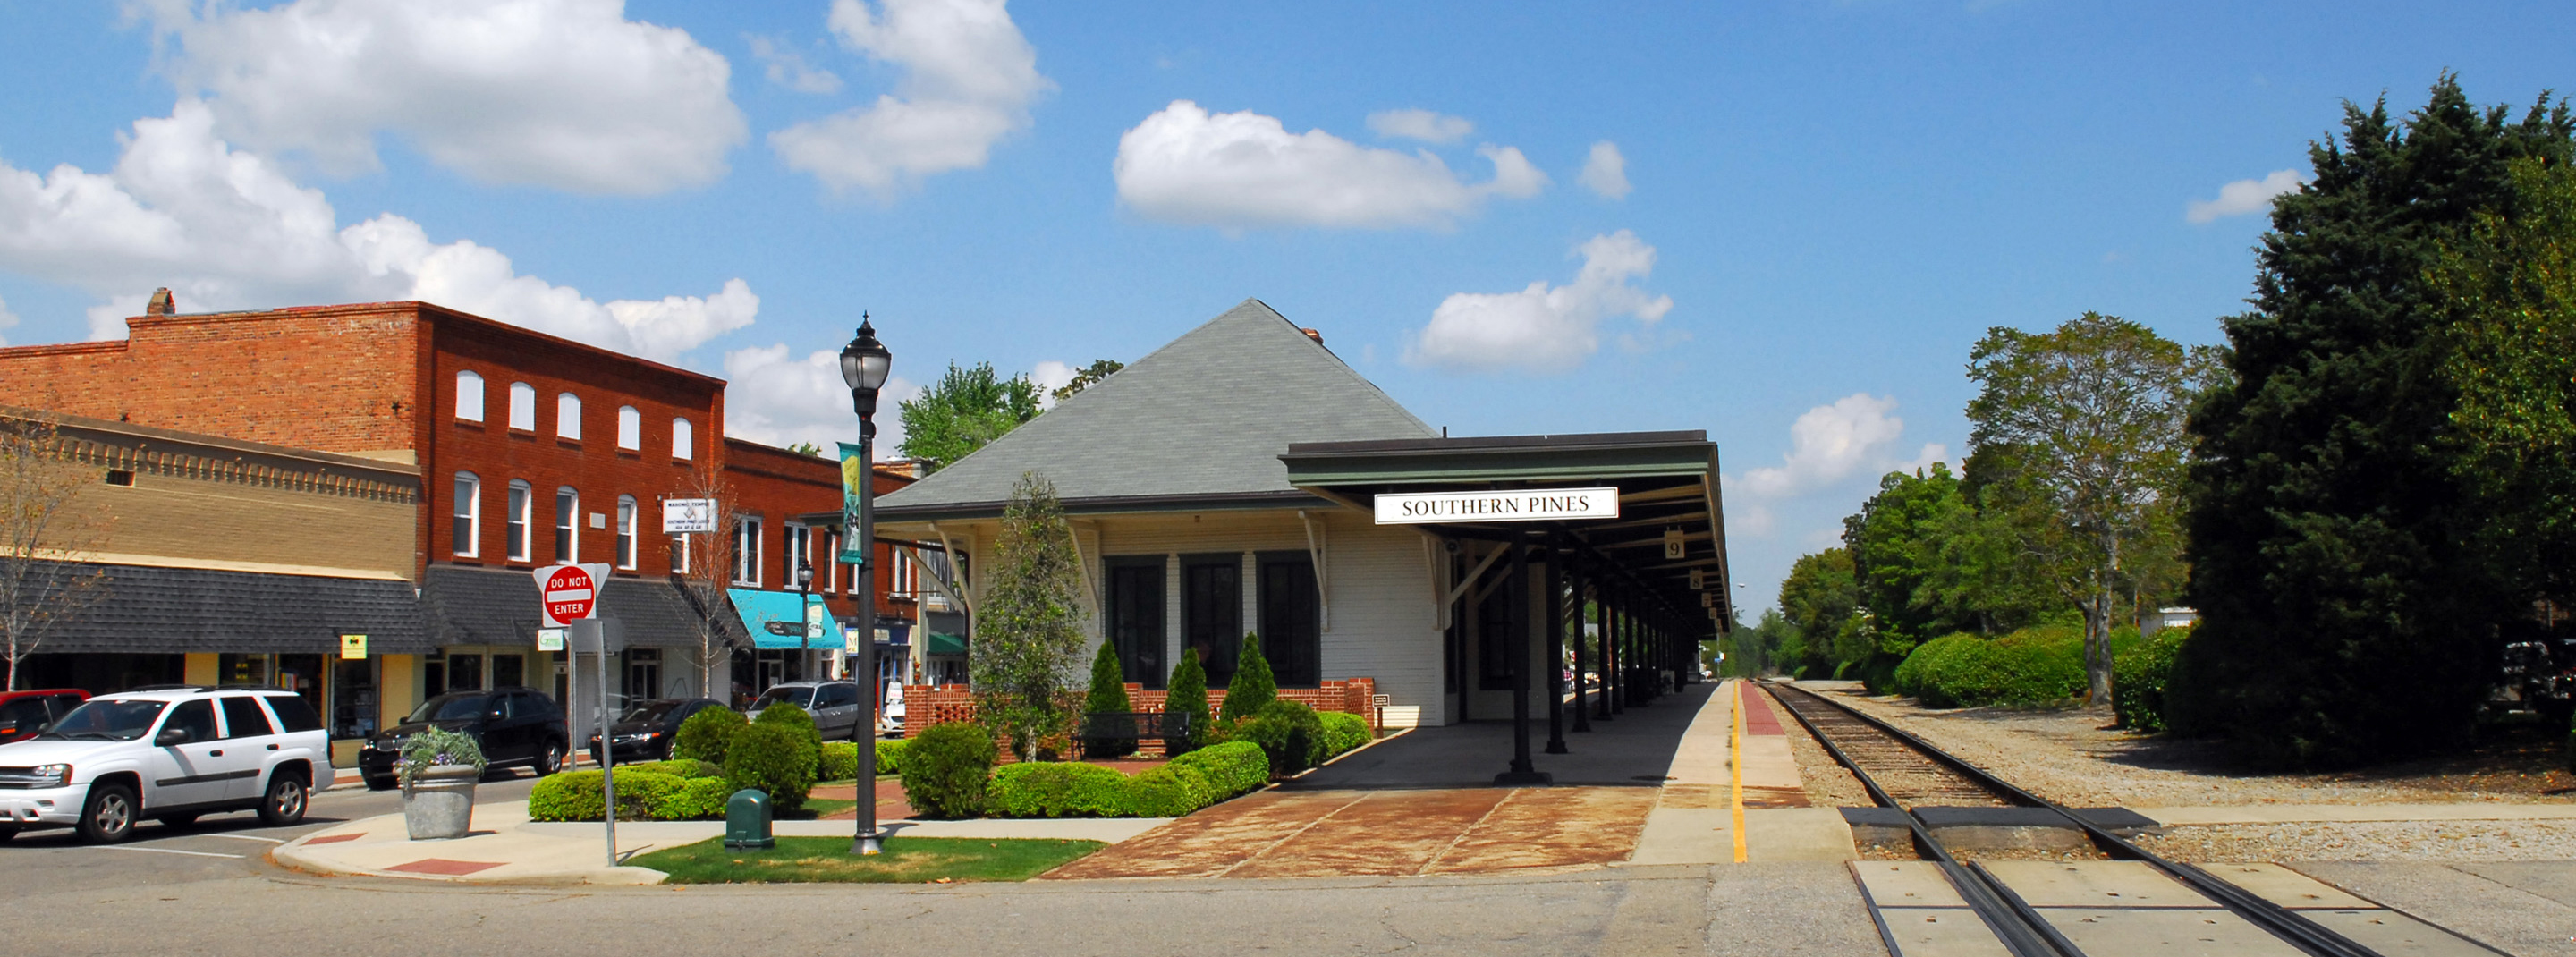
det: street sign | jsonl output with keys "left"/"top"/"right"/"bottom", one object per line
{"left": 536, "top": 628, "right": 565, "bottom": 652}
{"left": 339, "top": 634, "right": 368, "bottom": 660}
{"left": 532, "top": 563, "right": 611, "bottom": 628}
{"left": 663, "top": 498, "right": 716, "bottom": 534}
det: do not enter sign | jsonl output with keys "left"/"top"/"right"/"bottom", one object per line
{"left": 532, "top": 563, "right": 611, "bottom": 628}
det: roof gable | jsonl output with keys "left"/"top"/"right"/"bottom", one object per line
{"left": 879, "top": 299, "right": 1433, "bottom": 513}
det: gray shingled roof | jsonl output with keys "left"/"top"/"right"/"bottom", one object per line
{"left": 420, "top": 565, "right": 742, "bottom": 649}
{"left": 878, "top": 299, "right": 1435, "bottom": 516}
{"left": 28, "top": 561, "right": 434, "bottom": 655}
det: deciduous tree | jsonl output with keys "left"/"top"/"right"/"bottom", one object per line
{"left": 970, "top": 471, "right": 1089, "bottom": 761}
{"left": 897, "top": 362, "right": 1043, "bottom": 472}
{"left": 0, "top": 412, "right": 109, "bottom": 691}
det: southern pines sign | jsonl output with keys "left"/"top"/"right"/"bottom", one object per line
{"left": 1373, "top": 487, "right": 1621, "bottom": 525}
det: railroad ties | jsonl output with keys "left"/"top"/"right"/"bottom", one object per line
{"left": 1765, "top": 682, "right": 2500, "bottom": 957}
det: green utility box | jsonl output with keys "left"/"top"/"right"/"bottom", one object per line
{"left": 724, "top": 789, "right": 775, "bottom": 850}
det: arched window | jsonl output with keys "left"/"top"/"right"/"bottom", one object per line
{"left": 673, "top": 418, "right": 694, "bottom": 461}
{"left": 616, "top": 495, "right": 638, "bottom": 569}
{"left": 554, "top": 487, "right": 579, "bottom": 562}
{"left": 505, "top": 479, "right": 532, "bottom": 561}
{"left": 454, "top": 371, "right": 485, "bottom": 422}
{"left": 617, "top": 405, "right": 640, "bottom": 451}
{"left": 452, "top": 472, "right": 480, "bottom": 556}
{"left": 508, "top": 383, "right": 536, "bottom": 431}
{"left": 556, "top": 393, "right": 581, "bottom": 440}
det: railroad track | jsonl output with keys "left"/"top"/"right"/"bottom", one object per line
{"left": 1764, "top": 682, "right": 2411, "bottom": 957}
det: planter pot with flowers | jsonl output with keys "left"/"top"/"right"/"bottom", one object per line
{"left": 399, "top": 727, "right": 487, "bottom": 840}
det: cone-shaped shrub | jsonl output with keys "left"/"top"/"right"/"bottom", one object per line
{"left": 1084, "top": 642, "right": 1134, "bottom": 758}
{"left": 1165, "top": 648, "right": 1211, "bottom": 753}
{"left": 1220, "top": 631, "right": 1276, "bottom": 724}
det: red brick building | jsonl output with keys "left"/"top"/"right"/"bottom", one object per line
{"left": 0, "top": 294, "right": 913, "bottom": 713}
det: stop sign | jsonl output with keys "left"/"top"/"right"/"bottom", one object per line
{"left": 541, "top": 564, "right": 597, "bottom": 627}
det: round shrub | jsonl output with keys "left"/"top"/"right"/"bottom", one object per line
{"left": 902, "top": 721, "right": 997, "bottom": 818}
{"left": 819, "top": 741, "right": 861, "bottom": 782}
{"left": 753, "top": 701, "right": 823, "bottom": 777}
{"left": 672, "top": 707, "right": 747, "bottom": 766}
{"left": 724, "top": 723, "right": 817, "bottom": 811}
{"left": 1168, "top": 741, "right": 1268, "bottom": 797}
{"left": 874, "top": 739, "right": 906, "bottom": 776}
{"left": 527, "top": 768, "right": 699, "bottom": 821}
{"left": 1234, "top": 699, "right": 1324, "bottom": 776}
{"left": 1318, "top": 711, "right": 1370, "bottom": 758}
{"left": 528, "top": 770, "right": 603, "bottom": 821}
{"left": 2114, "top": 625, "right": 2190, "bottom": 733}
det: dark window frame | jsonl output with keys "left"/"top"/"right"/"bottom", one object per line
{"left": 1255, "top": 550, "right": 1321, "bottom": 689}
{"left": 1180, "top": 553, "right": 1242, "bottom": 690}
{"left": 1104, "top": 555, "right": 1167, "bottom": 690}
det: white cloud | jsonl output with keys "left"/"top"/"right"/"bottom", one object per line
{"left": 149, "top": 0, "right": 746, "bottom": 195}
{"left": 0, "top": 101, "right": 754, "bottom": 360}
{"left": 1579, "top": 140, "right": 1631, "bottom": 199}
{"left": 1730, "top": 393, "right": 1949, "bottom": 500}
{"left": 1030, "top": 359, "right": 1075, "bottom": 409}
{"left": 1366, "top": 108, "right": 1473, "bottom": 144}
{"left": 1114, "top": 100, "right": 1548, "bottom": 231}
{"left": 749, "top": 35, "right": 844, "bottom": 94}
{"left": 2186, "top": 169, "right": 2303, "bottom": 224}
{"left": 718, "top": 343, "right": 922, "bottom": 457}
{"left": 1403, "top": 230, "right": 1671, "bottom": 372}
{"left": 769, "top": 0, "right": 1051, "bottom": 196}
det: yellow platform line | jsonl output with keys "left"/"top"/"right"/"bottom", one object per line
{"left": 1730, "top": 680, "right": 1748, "bottom": 862}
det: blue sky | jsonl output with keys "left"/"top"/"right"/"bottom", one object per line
{"left": 0, "top": 1, "right": 2564, "bottom": 612}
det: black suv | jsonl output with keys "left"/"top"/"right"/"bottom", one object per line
{"left": 358, "top": 687, "right": 568, "bottom": 790}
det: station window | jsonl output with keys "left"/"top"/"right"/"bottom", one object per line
{"left": 1182, "top": 554, "right": 1241, "bottom": 689}
{"left": 1258, "top": 553, "right": 1321, "bottom": 689}
{"left": 555, "top": 487, "right": 579, "bottom": 563}
{"left": 452, "top": 472, "right": 480, "bottom": 557}
{"left": 617, "top": 406, "right": 640, "bottom": 451}
{"left": 616, "top": 495, "right": 637, "bottom": 569}
{"left": 556, "top": 393, "right": 581, "bottom": 440}
{"left": 673, "top": 418, "right": 694, "bottom": 460}
{"left": 455, "top": 371, "right": 485, "bottom": 422}
{"left": 508, "top": 382, "right": 536, "bottom": 431}
{"left": 1106, "top": 556, "right": 1166, "bottom": 690}
{"left": 505, "top": 479, "right": 532, "bottom": 561}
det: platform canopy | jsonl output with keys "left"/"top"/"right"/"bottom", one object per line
{"left": 1280, "top": 430, "right": 1733, "bottom": 635}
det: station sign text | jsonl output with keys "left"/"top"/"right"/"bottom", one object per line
{"left": 1373, "top": 487, "right": 1622, "bottom": 525}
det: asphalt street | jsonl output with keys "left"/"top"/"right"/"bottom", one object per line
{"left": 4, "top": 769, "right": 543, "bottom": 896}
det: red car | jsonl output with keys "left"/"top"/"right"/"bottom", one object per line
{"left": 0, "top": 689, "right": 89, "bottom": 744}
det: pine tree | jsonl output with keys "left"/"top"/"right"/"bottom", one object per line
{"left": 2177, "top": 74, "right": 2575, "bottom": 764}
{"left": 1165, "top": 648, "right": 1209, "bottom": 754}
{"left": 1220, "top": 631, "right": 1276, "bottom": 724}
{"left": 1082, "top": 641, "right": 1133, "bottom": 758}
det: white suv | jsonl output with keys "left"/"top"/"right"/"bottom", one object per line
{"left": 0, "top": 686, "right": 326, "bottom": 843}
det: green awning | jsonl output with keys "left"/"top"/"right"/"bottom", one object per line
{"left": 925, "top": 632, "right": 967, "bottom": 656}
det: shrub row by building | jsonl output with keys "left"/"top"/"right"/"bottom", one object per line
{"left": 528, "top": 760, "right": 733, "bottom": 821}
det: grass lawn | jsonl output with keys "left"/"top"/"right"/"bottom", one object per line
{"left": 633, "top": 835, "right": 1104, "bottom": 884}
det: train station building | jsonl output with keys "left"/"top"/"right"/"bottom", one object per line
{"left": 870, "top": 300, "right": 1733, "bottom": 779}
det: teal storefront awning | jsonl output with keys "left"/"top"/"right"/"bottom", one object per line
{"left": 925, "top": 632, "right": 967, "bottom": 656}
{"left": 728, "top": 589, "right": 847, "bottom": 651}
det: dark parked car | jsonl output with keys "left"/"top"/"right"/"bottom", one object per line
{"left": 357, "top": 687, "right": 567, "bottom": 790}
{"left": 0, "top": 689, "right": 89, "bottom": 744}
{"left": 746, "top": 682, "right": 863, "bottom": 741}
{"left": 586, "top": 698, "right": 725, "bottom": 764}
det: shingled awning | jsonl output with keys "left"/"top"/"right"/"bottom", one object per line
{"left": 21, "top": 560, "right": 434, "bottom": 656}
{"left": 419, "top": 565, "right": 741, "bottom": 649}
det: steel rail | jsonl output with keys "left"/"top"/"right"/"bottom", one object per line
{"left": 1765, "top": 682, "right": 2388, "bottom": 957}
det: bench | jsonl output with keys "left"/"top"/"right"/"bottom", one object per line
{"left": 1079, "top": 710, "right": 1191, "bottom": 758}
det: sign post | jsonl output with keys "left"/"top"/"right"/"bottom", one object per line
{"left": 534, "top": 563, "right": 615, "bottom": 867}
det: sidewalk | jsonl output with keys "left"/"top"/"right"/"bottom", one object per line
{"left": 273, "top": 800, "right": 1173, "bottom": 885}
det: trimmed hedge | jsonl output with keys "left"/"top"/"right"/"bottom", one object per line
{"left": 819, "top": 741, "right": 860, "bottom": 782}
{"left": 1123, "top": 764, "right": 1211, "bottom": 817}
{"left": 1169, "top": 741, "right": 1269, "bottom": 796}
{"left": 672, "top": 707, "right": 746, "bottom": 766}
{"left": 876, "top": 739, "right": 907, "bottom": 776}
{"left": 725, "top": 723, "right": 817, "bottom": 811}
{"left": 1318, "top": 711, "right": 1370, "bottom": 758}
{"left": 528, "top": 765, "right": 736, "bottom": 822}
{"left": 1891, "top": 626, "right": 2087, "bottom": 709}
{"left": 985, "top": 762, "right": 1132, "bottom": 818}
{"left": 1236, "top": 699, "right": 1324, "bottom": 776}
{"left": 2114, "top": 625, "right": 2190, "bottom": 733}
{"left": 902, "top": 722, "right": 997, "bottom": 818}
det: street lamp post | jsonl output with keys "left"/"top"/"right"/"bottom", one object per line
{"left": 794, "top": 559, "right": 815, "bottom": 681}
{"left": 840, "top": 317, "right": 892, "bottom": 857}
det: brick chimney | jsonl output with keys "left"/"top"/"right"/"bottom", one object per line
{"left": 145, "top": 288, "right": 175, "bottom": 316}
{"left": 1301, "top": 327, "right": 1323, "bottom": 346}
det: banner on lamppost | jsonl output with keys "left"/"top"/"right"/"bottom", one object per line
{"left": 837, "top": 441, "right": 869, "bottom": 564}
